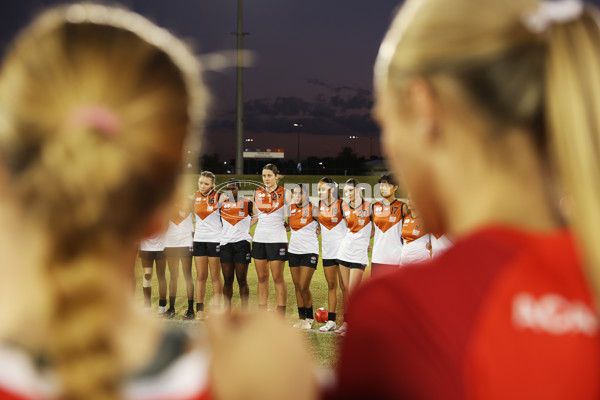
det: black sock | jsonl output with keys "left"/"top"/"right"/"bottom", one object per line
{"left": 306, "top": 306, "right": 314, "bottom": 319}
{"left": 188, "top": 300, "right": 194, "bottom": 311}
{"left": 328, "top": 312, "right": 337, "bottom": 322}
{"left": 277, "top": 305, "right": 286, "bottom": 317}
{"left": 169, "top": 296, "right": 175, "bottom": 310}
{"left": 159, "top": 299, "right": 167, "bottom": 307}
{"left": 298, "top": 307, "right": 306, "bottom": 319}
{"left": 258, "top": 304, "right": 268, "bottom": 311}
{"left": 196, "top": 302, "right": 204, "bottom": 312}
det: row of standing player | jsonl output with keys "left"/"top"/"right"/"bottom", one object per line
{"left": 138, "top": 164, "right": 452, "bottom": 332}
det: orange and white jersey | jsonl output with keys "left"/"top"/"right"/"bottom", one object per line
{"left": 220, "top": 196, "right": 252, "bottom": 245}
{"left": 371, "top": 200, "right": 405, "bottom": 265}
{"left": 288, "top": 202, "right": 319, "bottom": 254}
{"left": 401, "top": 214, "right": 430, "bottom": 265}
{"left": 317, "top": 199, "right": 347, "bottom": 260}
{"left": 165, "top": 203, "right": 193, "bottom": 248}
{"left": 431, "top": 234, "right": 452, "bottom": 258}
{"left": 336, "top": 200, "right": 372, "bottom": 265}
{"left": 193, "top": 190, "right": 222, "bottom": 242}
{"left": 140, "top": 230, "right": 166, "bottom": 252}
{"left": 253, "top": 186, "right": 288, "bottom": 243}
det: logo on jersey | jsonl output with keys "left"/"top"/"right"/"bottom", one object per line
{"left": 280, "top": 248, "right": 286, "bottom": 256}
{"left": 224, "top": 203, "right": 232, "bottom": 209}
{"left": 311, "top": 256, "right": 317, "bottom": 264}
{"left": 512, "top": 292, "right": 598, "bottom": 336}
{"left": 375, "top": 206, "right": 383, "bottom": 213}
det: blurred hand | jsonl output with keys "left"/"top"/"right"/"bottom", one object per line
{"left": 207, "top": 312, "right": 318, "bottom": 400}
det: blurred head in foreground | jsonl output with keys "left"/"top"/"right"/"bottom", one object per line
{"left": 0, "top": 3, "right": 206, "bottom": 399}
{"left": 374, "top": 0, "right": 600, "bottom": 291}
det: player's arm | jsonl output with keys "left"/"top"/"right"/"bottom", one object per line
{"left": 250, "top": 190, "right": 259, "bottom": 228}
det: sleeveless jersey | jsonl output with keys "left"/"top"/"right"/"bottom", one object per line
{"left": 253, "top": 186, "right": 288, "bottom": 243}
{"left": 288, "top": 202, "right": 319, "bottom": 255}
{"left": 371, "top": 199, "right": 405, "bottom": 265}
{"left": 193, "top": 190, "right": 222, "bottom": 242}
{"left": 165, "top": 204, "right": 193, "bottom": 248}
{"left": 220, "top": 196, "right": 252, "bottom": 245}
{"left": 401, "top": 214, "right": 430, "bottom": 264}
{"left": 318, "top": 199, "right": 347, "bottom": 260}
{"left": 336, "top": 200, "right": 372, "bottom": 265}
{"left": 140, "top": 231, "right": 166, "bottom": 252}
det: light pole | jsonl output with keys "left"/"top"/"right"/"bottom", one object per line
{"left": 233, "top": 0, "right": 249, "bottom": 175}
{"left": 293, "top": 123, "right": 303, "bottom": 165}
{"left": 349, "top": 135, "right": 358, "bottom": 154}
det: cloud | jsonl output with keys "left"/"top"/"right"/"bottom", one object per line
{"left": 210, "top": 81, "right": 377, "bottom": 137}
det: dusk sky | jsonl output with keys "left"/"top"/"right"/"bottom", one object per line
{"left": 3, "top": 1, "right": 599, "bottom": 163}
{"left": 1, "top": 0, "right": 402, "bottom": 161}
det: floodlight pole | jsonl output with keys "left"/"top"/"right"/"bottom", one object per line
{"left": 234, "top": 0, "right": 249, "bottom": 175}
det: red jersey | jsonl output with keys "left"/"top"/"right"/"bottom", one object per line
{"left": 330, "top": 226, "right": 600, "bottom": 400}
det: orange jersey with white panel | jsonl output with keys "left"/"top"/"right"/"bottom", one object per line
{"left": 318, "top": 199, "right": 347, "bottom": 260}
{"left": 288, "top": 202, "right": 319, "bottom": 254}
{"left": 253, "top": 186, "right": 288, "bottom": 243}
{"left": 193, "top": 190, "right": 222, "bottom": 242}
{"left": 336, "top": 200, "right": 372, "bottom": 265}
{"left": 372, "top": 200, "right": 405, "bottom": 265}
{"left": 166, "top": 203, "right": 194, "bottom": 248}
{"left": 220, "top": 196, "right": 252, "bottom": 245}
{"left": 401, "top": 214, "right": 431, "bottom": 265}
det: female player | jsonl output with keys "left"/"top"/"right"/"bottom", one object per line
{"left": 332, "top": 0, "right": 600, "bottom": 398}
{"left": 400, "top": 193, "right": 433, "bottom": 265}
{"left": 138, "top": 230, "right": 168, "bottom": 313}
{"left": 220, "top": 179, "right": 252, "bottom": 310}
{"left": 164, "top": 195, "right": 195, "bottom": 319}
{"left": 251, "top": 164, "right": 291, "bottom": 315}
{"left": 288, "top": 184, "right": 320, "bottom": 330}
{"left": 0, "top": 3, "right": 213, "bottom": 400}
{"left": 371, "top": 172, "right": 407, "bottom": 277}
{"left": 335, "top": 178, "right": 372, "bottom": 334}
{"left": 193, "top": 171, "right": 223, "bottom": 316}
{"left": 315, "top": 177, "right": 347, "bottom": 332}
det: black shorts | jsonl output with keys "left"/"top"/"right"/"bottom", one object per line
{"left": 252, "top": 242, "right": 288, "bottom": 261}
{"left": 164, "top": 246, "right": 193, "bottom": 258}
{"left": 322, "top": 258, "right": 339, "bottom": 267}
{"left": 193, "top": 241, "right": 221, "bottom": 257}
{"left": 338, "top": 259, "right": 367, "bottom": 271}
{"left": 139, "top": 250, "right": 165, "bottom": 260}
{"left": 220, "top": 241, "right": 252, "bottom": 264}
{"left": 288, "top": 253, "right": 319, "bottom": 269}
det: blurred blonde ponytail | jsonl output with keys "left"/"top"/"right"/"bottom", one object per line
{"left": 546, "top": 9, "right": 600, "bottom": 298}
{"left": 0, "top": 4, "right": 206, "bottom": 400}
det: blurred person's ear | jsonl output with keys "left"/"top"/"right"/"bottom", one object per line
{"left": 407, "top": 78, "right": 439, "bottom": 143}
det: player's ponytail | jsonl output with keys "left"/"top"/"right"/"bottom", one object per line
{"left": 546, "top": 9, "right": 600, "bottom": 299}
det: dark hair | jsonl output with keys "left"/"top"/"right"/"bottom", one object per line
{"left": 294, "top": 183, "right": 308, "bottom": 194}
{"left": 378, "top": 172, "right": 397, "bottom": 186}
{"left": 319, "top": 177, "right": 336, "bottom": 186}
{"left": 226, "top": 178, "right": 240, "bottom": 189}
{"left": 263, "top": 164, "right": 280, "bottom": 175}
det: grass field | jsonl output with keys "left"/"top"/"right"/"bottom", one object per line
{"left": 135, "top": 175, "right": 379, "bottom": 368}
{"left": 134, "top": 242, "right": 373, "bottom": 369}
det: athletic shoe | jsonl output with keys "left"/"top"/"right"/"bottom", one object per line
{"left": 157, "top": 306, "right": 167, "bottom": 316}
{"left": 163, "top": 308, "right": 176, "bottom": 319}
{"left": 319, "top": 320, "right": 337, "bottom": 332}
{"left": 293, "top": 319, "right": 306, "bottom": 328}
{"left": 183, "top": 309, "right": 195, "bottom": 320}
{"left": 334, "top": 322, "right": 348, "bottom": 335}
{"left": 302, "top": 318, "right": 314, "bottom": 330}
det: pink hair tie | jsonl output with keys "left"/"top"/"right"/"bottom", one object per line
{"left": 67, "top": 105, "right": 122, "bottom": 138}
